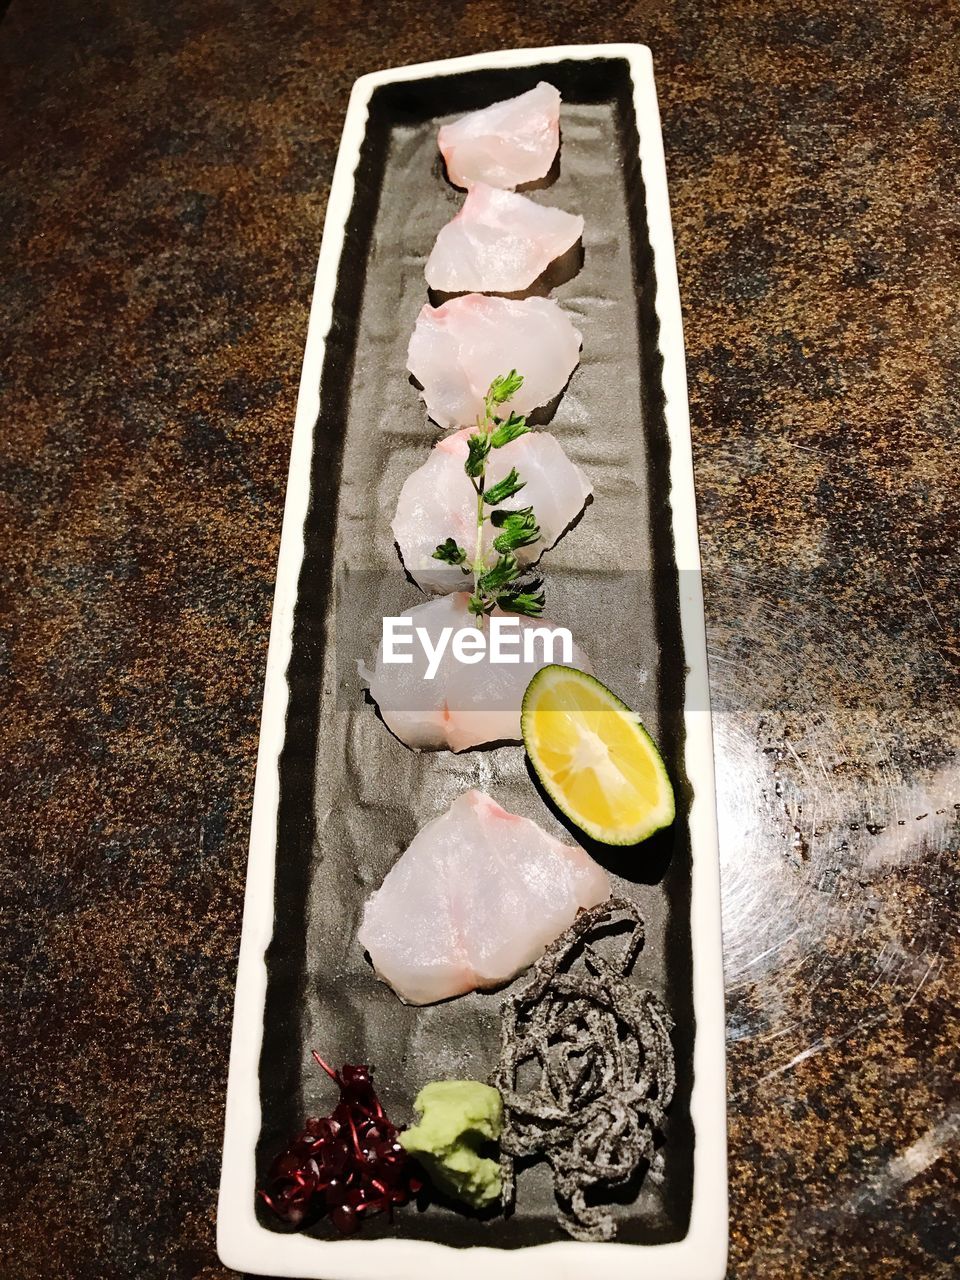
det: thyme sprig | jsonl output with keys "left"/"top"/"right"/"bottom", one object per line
{"left": 431, "top": 371, "right": 544, "bottom": 624}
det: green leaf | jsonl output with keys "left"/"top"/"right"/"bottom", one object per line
{"left": 486, "top": 370, "right": 524, "bottom": 408}
{"left": 467, "top": 593, "right": 489, "bottom": 617}
{"left": 497, "top": 585, "right": 545, "bottom": 617}
{"left": 432, "top": 537, "right": 467, "bottom": 566}
{"left": 490, "top": 503, "right": 533, "bottom": 527}
{"left": 464, "top": 431, "right": 491, "bottom": 478}
{"left": 483, "top": 468, "right": 526, "bottom": 506}
{"left": 479, "top": 552, "right": 520, "bottom": 593}
{"left": 489, "top": 412, "right": 529, "bottom": 448}
{"left": 492, "top": 506, "right": 541, "bottom": 552}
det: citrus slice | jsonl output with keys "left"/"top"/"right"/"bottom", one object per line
{"left": 521, "top": 665, "right": 675, "bottom": 846}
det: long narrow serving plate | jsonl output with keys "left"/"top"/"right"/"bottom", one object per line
{"left": 217, "top": 43, "right": 727, "bottom": 1280}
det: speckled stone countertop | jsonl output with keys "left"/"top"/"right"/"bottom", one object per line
{"left": 1, "top": 2, "right": 957, "bottom": 1277}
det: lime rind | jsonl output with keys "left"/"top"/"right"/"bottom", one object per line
{"left": 521, "top": 665, "right": 675, "bottom": 846}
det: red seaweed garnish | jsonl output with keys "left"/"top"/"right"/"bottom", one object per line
{"left": 258, "top": 1055, "right": 422, "bottom": 1233}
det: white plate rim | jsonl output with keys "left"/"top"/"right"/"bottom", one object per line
{"left": 217, "top": 42, "right": 728, "bottom": 1280}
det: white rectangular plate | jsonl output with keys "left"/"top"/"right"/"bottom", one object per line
{"left": 218, "top": 42, "right": 727, "bottom": 1280}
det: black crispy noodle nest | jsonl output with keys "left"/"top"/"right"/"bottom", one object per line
{"left": 493, "top": 898, "right": 676, "bottom": 1242}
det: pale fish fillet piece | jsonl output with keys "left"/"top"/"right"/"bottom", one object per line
{"left": 365, "top": 592, "right": 591, "bottom": 753}
{"left": 392, "top": 427, "right": 592, "bottom": 594}
{"left": 438, "top": 81, "right": 561, "bottom": 190}
{"left": 357, "top": 788, "right": 611, "bottom": 1004}
{"left": 407, "top": 294, "right": 582, "bottom": 429}
{"left": 424, "top": 184, "right": 584, "bottom": 295}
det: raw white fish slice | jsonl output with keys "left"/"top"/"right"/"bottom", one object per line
{"left": 438, "top": 81, "right": 561, "bottom": 190}
{"left": 365, "top": 593, "right": 591, "bottom": 753}
{"left": 357, "top": 788, "right": 610, "bottom": 1004}
{"left": 392, "top": 427, "right": 592, "bottom": 594}
{"left": 407, "top": 294, "right": 582, "bottom": 429}
{"left": 424, "top": 184, "right": 584, "bottom": 295}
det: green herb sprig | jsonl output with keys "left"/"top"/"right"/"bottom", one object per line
{"left": 431, "top": 371, "right": 544, "bottom": 624}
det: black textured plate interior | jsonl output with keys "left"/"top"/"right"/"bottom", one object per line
{"left": 256, "top": 56, "right": 695, "bottom": 1248}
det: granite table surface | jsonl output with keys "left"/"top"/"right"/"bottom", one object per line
{"left": 1, "top": 1, "right": 957, "bottom": 1277}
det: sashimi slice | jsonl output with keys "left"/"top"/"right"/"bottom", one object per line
{"left": 365, "top": 593, "right": 591, "bottom": 753}
{"left": 425, "top": 184, "right": 584, "bottom": 295}
{"left": 407, "top": 294, "right": 582, "bottom": 429}
{"left": 357, "top": 789, "right": 610, "bottom": 1004}
{"left": 392, "top": 427, "right": 592, "bottom": 594}
{"left": 438, "top": 81, "right": 561, "bottom": 190}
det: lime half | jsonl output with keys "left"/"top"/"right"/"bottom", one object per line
{"left": 521, "top": 665, "right": 675, "bottom": 846}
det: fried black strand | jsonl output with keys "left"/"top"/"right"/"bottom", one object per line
{"left": 492, "top": 899, "right": 675, "bottom": 1241}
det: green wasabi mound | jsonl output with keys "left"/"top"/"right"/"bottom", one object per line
{"left": 398, "top": 1080, "right": 503, "bottom": 1210}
